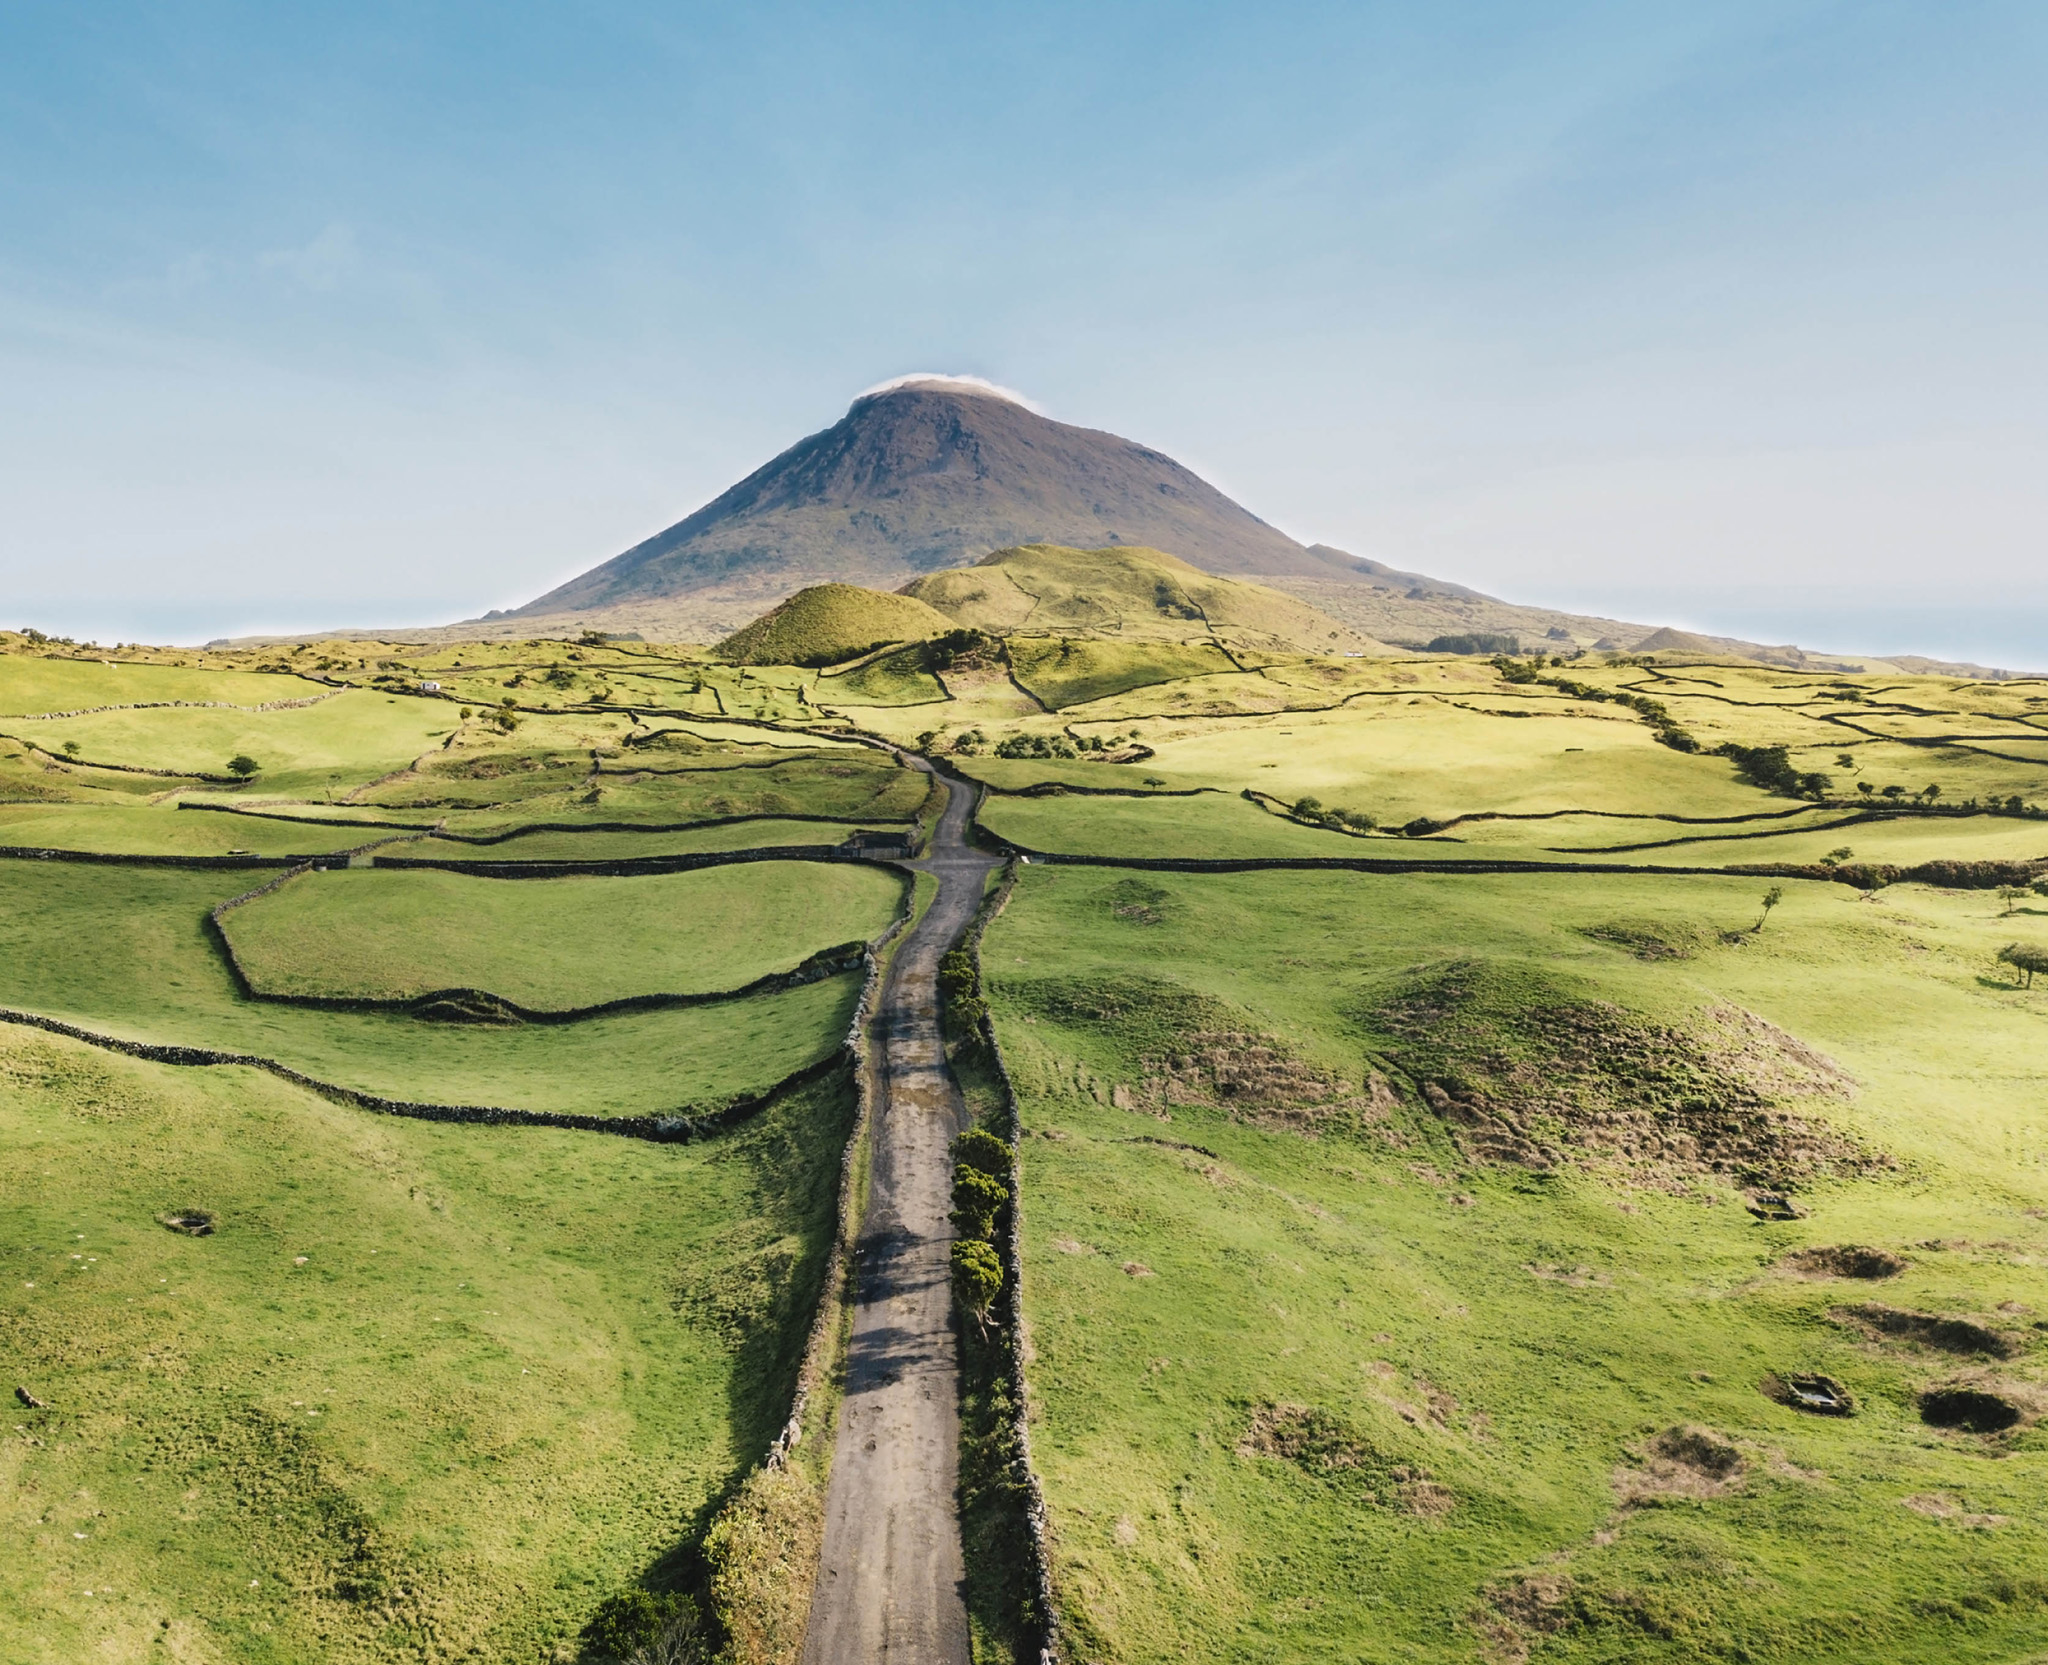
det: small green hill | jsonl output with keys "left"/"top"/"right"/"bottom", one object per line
{"left": 715, "top": 583, "right": 958, "bottom": 666}
{"left": 901, "top": 544, "right": 1394, "bottom": 654}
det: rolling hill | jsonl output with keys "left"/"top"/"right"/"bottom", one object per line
{"left": 903, "top": 543, "right": 1395, "bottom": 654}
{"left": 714, "top": 582, "right": 958, "bottom": 666}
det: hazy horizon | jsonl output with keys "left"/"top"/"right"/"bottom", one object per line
{"left": 4, "top": 3, "right": 2044, "bottom": 666}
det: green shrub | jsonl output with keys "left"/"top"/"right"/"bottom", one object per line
{"left": 1998, "top": 942, "right": 2048, "bottom": 988}
{"left": 703, "top": 1466, "right": 822, "bottom": 1665}
{"left": 955, "top": 1126, "right": 1012, "bottom": 1180}
{"left": 951, "top": 1166, "right": 1009, "bottom": 1240}
{"left": 952, "top": 1238, "right": 1003, "bottom": 1335}
{"left": 582, "top": 1590, "right": 703, "bottom": 1662}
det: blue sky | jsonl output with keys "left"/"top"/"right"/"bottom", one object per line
{"left": 3, "top": 1, "right": 2044, "bottom": 662}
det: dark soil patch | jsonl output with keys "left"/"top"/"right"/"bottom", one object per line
{"left": 1577, "top": 919, "right": 1707, "bottom": 961}
{"left": 1011, "top": 974, "right": 1388, "bottom": 1136}
{"left": 1616, "top": 1424, "right": 1745, "bottom": 1503}
{"left": 1114, "top": 1030, "right": 1384, "bottom": 1134}
{"left": 158, "top": 1208, "right": 216, "bottom": 1236}
{"left": 1762, "top": 1372, "right": 1855, "bottom": 1416}
{"left": 1364, "top": 960, "right": 1879, "bottom": 1190}
{"left": 1236, "top": 1402, "right": 1449, "bottom": 1514}
{"left": 1921, "top": 1386, "right": 2024, "bottom": 1434}
{"left": 1781, "top": 1244, "right": 1907, "bottom": 1279}
{"left": 1838, "top": 1303, "right": 2021, "bottom": 1359}
{"left": 1100, "top": 877, "right": 1171, "bottom": 926}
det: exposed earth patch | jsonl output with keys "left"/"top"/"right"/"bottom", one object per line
{"left": 1363, "top": 959, "right": 1882, "bottom": 1189}
{"left": 1780, "top": 1243, "right": 1907, "bottom": 1279}
{"left": 1236, "top": 1401, "right": 1452, "bottom": 1515}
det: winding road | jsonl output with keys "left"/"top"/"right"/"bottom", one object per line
{"left": 802, "top": 764, "right": 996, "bottom": 1665}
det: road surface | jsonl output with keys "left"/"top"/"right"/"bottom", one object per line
{"left": 801, "top": 764, "right": 995, "bottom": 1665}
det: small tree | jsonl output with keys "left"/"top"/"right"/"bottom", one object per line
{"left": 951, "top": 1239, "right": 1003, "bottom": 1337}
{"left": 60, "top": 740, "right": 80, "bottom": 757}
{"left": 1881, "top": 784, "right": 1905, "bottom": 800}
{"left": 954, "top": 1127, "right": 1012, "bottom": 1180}
{"left": 950, "top": 1167, "right": 1008, "bottom": 1241}
{"left": 582, "top": 1590, "right": 703, "bottom": 1664}
{"left": 1754, "top": 885, "right": 1785, "bottom": 933}
{"left": 1998, "top": 942, "right": 2048, "bottom": 989}
{"left": 1857, "top": 781, "right": 1875, "bottom": 797}
{"left": 1998, "top": 884, "right": 2029, "bottom": 916}
{"left": 1820, "top": 846, "right": 1854, "bottom": 868}
{"left": 227, "top": 754, "right": 260, "bottom": 778}
{"left": 1292, "top": 796, "right": 1323, "bottom": 820}
{"left": 1921, "top": 784, "right": 1942, "bottom": 804}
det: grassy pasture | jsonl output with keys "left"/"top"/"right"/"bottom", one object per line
{"left": 0, "top": 805, "right": 376, "bottom": 858}
{"left": 16, "top": 692, "right": 457, "bottom": 796}
{"left": 1055, "top": 668, "right": 1313, "bottom": 720}
{"left": 221, "top": 863, "right": 905, "bottom": 1007}
{"left": 1548, "top": 666, "right": 2048, "bottom": 809}
{"left": 398, "top": 817, "right": 875, "bottom": 863}
{"left": 977, "top": 789, "right": 1415, "bottom": 861}
{"left": 1123, "top": 701, "right": 1773, "bottom": 822}
{"left": 0, "top": 746, "right": 199, "bottom": 805}
{"left": 352, "top": 736, "right": 927, "bottom": 829}
{"left": 0, "top": 864, "right": 851, "bottom": 1115}
{"left": 0, "top": 1024, "right": 850, "bottom": 1665}
{"left": 0, "top": 653, "right": 322, "bottom": 716}
{"left": 813, "top": 645, "right": 950, "bottom": 707}
{"left": 1536, "top": 810, "right": 2048, "bottom": 865}
{"left": 1006, "top": 639, "right": 1241, "bottom": 710}
{"left": 985, "top": 865, "right": 2048, "bottom": 1663}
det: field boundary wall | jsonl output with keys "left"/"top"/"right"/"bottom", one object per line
{"left": 963, "top": 861, "right": 1061, "bottom": 1665}
{"left": 980, "top": 843, "right": 2047, "bottom": 889}
{"left": 0, "top": 1003, "right": 846, "bottom": 1143}
{"left": 762, "top": 885, "right": 916, "bottom": 1468}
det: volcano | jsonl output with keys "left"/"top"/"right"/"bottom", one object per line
{"left": 497, "top": 377, "right": 1368, "bottom": 636}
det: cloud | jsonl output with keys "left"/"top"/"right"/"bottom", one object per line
{"left": 853, "top": 372, "right": 1041, "bottom": 412}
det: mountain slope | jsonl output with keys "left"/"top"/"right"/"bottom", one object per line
{"left": 504, "top": 379, "right": 1344, "bottom": 627}
{"left": 903, "top": 544, "right": 1393, "bottom": 654}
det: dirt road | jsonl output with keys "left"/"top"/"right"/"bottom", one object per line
{"left": 801, "top": 766, "right": 995, "bottom": 1665}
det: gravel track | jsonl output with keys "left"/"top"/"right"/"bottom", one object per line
{"left": 802, "top": 765, "right": 994, "bottom": 1665}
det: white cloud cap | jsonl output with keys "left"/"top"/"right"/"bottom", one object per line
{"left": 853, "top": 373, "right": 1040, "bottom": 412}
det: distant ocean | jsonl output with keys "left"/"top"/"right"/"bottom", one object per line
{"left": 1536, "top": 595, "right": 2048, "bottom": 676}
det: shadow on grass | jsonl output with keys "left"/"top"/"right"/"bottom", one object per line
{"left": 587, "top": 1068, "right": 859, "bottom": 1658}
{"left": 950, "top": 1040, "right": 1039, "bottom": 1665}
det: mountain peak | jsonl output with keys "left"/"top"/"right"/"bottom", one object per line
{"left": 504, "top": 381, "right": 1331, "bottom": 631}
{"left": 851, "top": 372, "right": 1040, "bottom": 411}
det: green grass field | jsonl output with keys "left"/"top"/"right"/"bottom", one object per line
{"left": 0, "top": 865, "right": 856, "bottom": 1116}
{"left": 397, "top": 817, "right": 879, "bottom": 863}
{"left": 15, "top": 691, "right": 459, "bottom": 796}
{"left": 984, "top": 865, "right": 2048, "bottom": 1663}
{"left": 0, "top": 652, "right": 326, "bottom": 716}
{"left": 0, "top": 1023, "right": 851, "bottom": 1664}
{"left": 220, "top": 863, "right": 905, "bottom": 1007}
{"left": 1006, "top": 639, "right": 1242, "bottom": 710}
{"left": 0, "top": 805, "right": 378, "bottom": 857}
{"left": 4, "top": 631, "right": 2045, "bottom": 1664}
